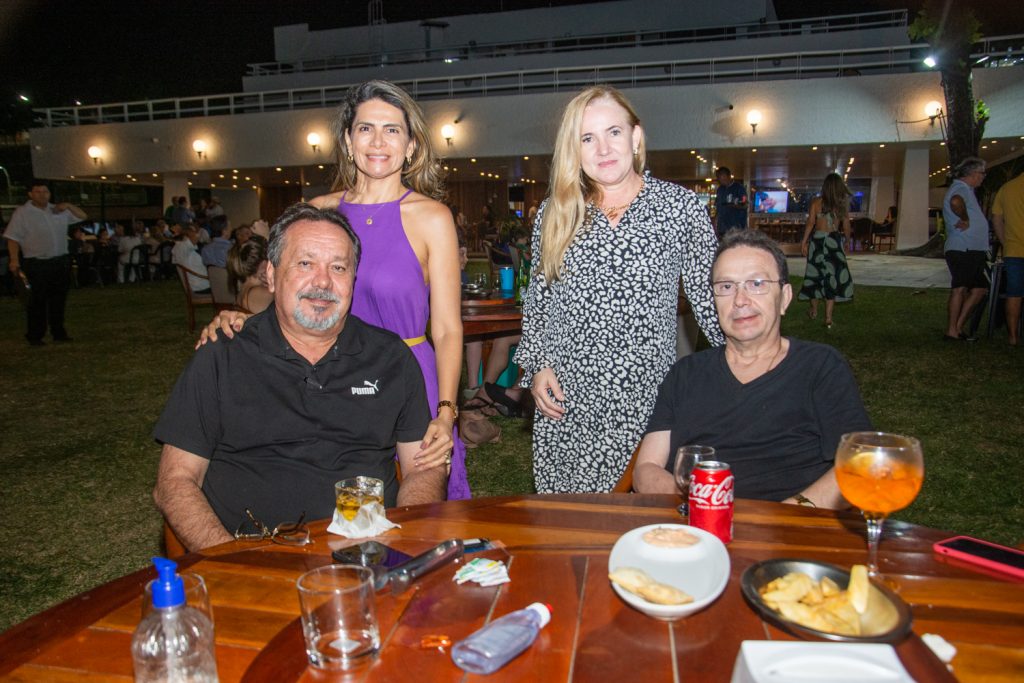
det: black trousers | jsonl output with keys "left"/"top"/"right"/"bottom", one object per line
{"left": 21, "top": 255, "right": 71, "bottom": 342}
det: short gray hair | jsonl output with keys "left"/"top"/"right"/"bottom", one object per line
{"left": 266, "top": 203, "right": 361, "bottom": 268}
{"left": 953, "top": 156, "right": 985, "bottom": 179}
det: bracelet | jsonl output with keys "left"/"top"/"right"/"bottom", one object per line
{"left": 436, "top": 400, "right": 458, "bottom": 420}
{"left": 793, "top": 494, "right": 816, "bottom": 508}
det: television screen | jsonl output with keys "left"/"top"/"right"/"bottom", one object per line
{"left": 850, "top": 191, "right": 864, "bottom": 213}
{"left": 754, "top": 191, "right": 788, "bottom": 213}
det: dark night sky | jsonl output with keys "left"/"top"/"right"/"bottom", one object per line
{"left": 1, "top": 0, "right": 1021, "bottom": 110}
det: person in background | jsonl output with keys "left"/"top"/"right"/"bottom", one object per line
{"left": 942, "top": 157, "right": 989, "bottom": 342}
{"left": 799, "top": 172, "right": 854, "bottom": 328}
{"left": 714, "top": 166, "right": 748, "bottom": 238}
{"left": 226, "top": 239, "right": 273, "bottom": 314}
{"left": 201, "top": 215, "right": 232, "bottom": 268}
{"left": 992, "top": 167, "right": 1024, "bottom": 346}
{"left": 206, "top": 196, "right": 225, "bottom": 218}
{"left": 172, "top": 225, "right": 209, "bottom": 293}
{"left": 231, "top": 224, "right": 252, "bottom": 246}
{"left": 634, "top": 230, "right": 871, "bottom": 507}
{"left": 171, "top": 197, "right": 194, "bottom": 233}
{"left": 5, "top": 180, "right": 87, "bottom": 345}
{"left": 515, "top": 85, "right": 723, "bottom": 493}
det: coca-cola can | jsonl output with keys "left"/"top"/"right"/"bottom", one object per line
{"left": 689, "top": 461, "right": 734, "bottom": 544}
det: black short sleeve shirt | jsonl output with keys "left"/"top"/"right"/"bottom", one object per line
{"left": 645, "top": 338, "right": 872, "bottom": 501}
{"left": 153, "top": 308, "right": 429, "bottom": 531}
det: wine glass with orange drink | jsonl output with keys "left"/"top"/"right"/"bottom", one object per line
{"left": 834, "top": 432, "right": 924, "bottom": 576}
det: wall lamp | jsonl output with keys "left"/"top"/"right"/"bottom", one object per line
{"left": 924, "top": 100, "right": 944, "bottom": 125}
{"left": 307, "top": 132, "right": 321, "bottom": 153}
{"left": 87, "top": 146, "right": 103, "bottom": 165}
{"left": 192, "top": 139, "right": 208, "bottom": 159}
{"left": 441, "top": 123, "right": 456, "bottom": 147}
{"left": 747, "top": 109, "right": 762, "bottom": 135}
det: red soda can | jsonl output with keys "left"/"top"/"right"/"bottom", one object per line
{"left": 689, "top": 461, "right": 734, "bottom": 543}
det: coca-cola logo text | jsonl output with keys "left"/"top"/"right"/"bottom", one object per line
{"left": 690, "top": 475, "right": 735, "bottom": 505}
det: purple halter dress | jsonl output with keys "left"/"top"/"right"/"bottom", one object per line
{"left": 339, "top": 190, "right": 470, "bottom": 500}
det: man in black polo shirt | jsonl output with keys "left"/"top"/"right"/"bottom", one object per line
{"left": 154, "top": 203, "right": 446, "bottom": 551}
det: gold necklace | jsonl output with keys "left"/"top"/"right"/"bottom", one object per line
{"left": 599, "top": 179, "right": 644, "bottom": 220}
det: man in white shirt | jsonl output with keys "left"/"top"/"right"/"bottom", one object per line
{"left": 5, "top": 180, "right": 87, "bottom": 345}
{"left": 172, "top": 225, "right": 210, "bottom": 293}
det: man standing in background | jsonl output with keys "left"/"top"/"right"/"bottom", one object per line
{"left": 714, "top": 166, "right": 748, "bottom": 238}
{"left": 5, "top": 180, "right": 87, "bottom": 346}
{"left": 993, "top": 168, "right": 1024, "bottom": 346}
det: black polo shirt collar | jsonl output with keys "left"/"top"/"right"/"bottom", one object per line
{"left": 257, "top": 306, "right": 364, "bottom": 362}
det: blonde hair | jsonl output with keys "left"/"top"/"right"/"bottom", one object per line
{"left": 540, "top": 85, "right": 646, "bottom": 280}
{"left": 329, "top": 80, "right": 445, "bottom": 201}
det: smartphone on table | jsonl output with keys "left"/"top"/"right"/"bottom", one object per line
{"left": 932, "top": 535, "right": 1024, "bottom": 579}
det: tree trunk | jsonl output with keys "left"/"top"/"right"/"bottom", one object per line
{"left": 940, "top": 44, "right": 981, "bottom": 168}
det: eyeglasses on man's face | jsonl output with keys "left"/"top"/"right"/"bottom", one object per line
{"left": 711, "top": 279, "right": 786, "bottom": 297}
{"left": 234, "top": 508, "right": 311, "bottom": 546}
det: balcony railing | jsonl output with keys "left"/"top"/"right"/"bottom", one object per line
{"left": 246, "top": 10, "right": 909, "bottom": 77}
{"left": 32, "top": 34, "right": 1024, "bottom": 128}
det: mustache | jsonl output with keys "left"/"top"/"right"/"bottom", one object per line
{"left": 297, "top": 288, "right": 340, "bottom": 303}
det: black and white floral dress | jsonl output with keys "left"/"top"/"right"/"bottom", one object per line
{"left": 514, "top": 173, "right": 724, "bottom": 493}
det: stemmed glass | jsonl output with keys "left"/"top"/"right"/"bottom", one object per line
{"left": 834, "top": 432, "right": 924, "bottom": 576}
{"left": 673, "top": 445, "right": 715, "bottom": 517}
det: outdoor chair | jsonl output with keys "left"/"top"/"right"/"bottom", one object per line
{"left": 612, "top": 444, "right": 643, "bottom": 493}
{"left": 175, "top": 264, "right": 215, "bottom": 333}
{"left": 163, "top": 522, "right": 187, "bottom": 558}
{"left": 207, "top": 266, "right": 237, "bottom": 311}
{"left": 125, "top": 244, "right": 150, "bottom": 283}
{"left": 155, "top": 242, "right": 175, "bottom": 280}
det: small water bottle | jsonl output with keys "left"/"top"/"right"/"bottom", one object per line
{"left": 131, "top": 557, "right": 219, "bottom": 683}
{"left": 451, "top": 602, "right": 551, "bottom": 674}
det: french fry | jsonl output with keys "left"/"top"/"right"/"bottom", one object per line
{"left": 757, "top": 565, "right": 870, "bottom": 636}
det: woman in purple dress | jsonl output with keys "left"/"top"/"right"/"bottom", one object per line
{"left": 200, "top": 81, "right": 468, "bottom": 499}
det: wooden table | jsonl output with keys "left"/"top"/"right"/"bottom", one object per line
{"left": 2, "top": 495, "right": 1021, "bottom": 681}
{"left": 462, "top": 296, "right": 522, "bottom": 342}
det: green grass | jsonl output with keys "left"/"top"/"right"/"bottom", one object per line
{"left": 1, "top": 275, "right": 1021, "bottom": 633}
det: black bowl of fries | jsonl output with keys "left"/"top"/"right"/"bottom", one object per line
{"left": 741, "top": 559, "right": 912, "bottom": 642}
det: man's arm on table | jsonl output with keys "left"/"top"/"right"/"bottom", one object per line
{"left": 632, "top": 431, "right": 678, "bottom": 494}
{"left": 395, "top": 440, "right": 448, "bottom": 506}
{"left": 781, "top": 466, "right": 844, "bottom": 509}
{"left": 153, "top": 444, "right": 233, "bottom": 551}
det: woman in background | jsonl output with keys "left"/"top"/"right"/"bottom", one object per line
{"left": 799, "top": 173, "right": 854, "bottom": 328}
{"left": 515, "top": 85, "right": 723, "bottom": 493}
{"left": 226, "top": 239, "right": 272, "bottom": 314}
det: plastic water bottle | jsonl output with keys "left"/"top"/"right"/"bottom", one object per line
{"left": 131, "top": 557, "right": 219, "bottom": 683}
{"left": 451, "top": 602, "right": 551, "bottom": 674}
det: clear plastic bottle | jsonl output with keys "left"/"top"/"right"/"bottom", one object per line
{"left": 451, "top": 602, "right": 551, "bottom": 674}
{"left": 131, "top": 557, "right": 219, "bottom": 683}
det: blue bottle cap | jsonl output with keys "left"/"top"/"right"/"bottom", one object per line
{"left": 150, "top": 556, "right": 186, "bottom": 608}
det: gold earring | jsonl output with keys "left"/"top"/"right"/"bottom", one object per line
{"left": 405, "top": 154, "right": 413, "bottom": 165}
{"left": 347, "top": 152, "right": 354, "bottom": 162}
{"left": 633, "top": 148, "right": 638, "bottom": 156}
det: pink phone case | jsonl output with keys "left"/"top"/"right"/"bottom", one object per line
{"left": 933, "top": 535, "right": 1024, "bottom": 579}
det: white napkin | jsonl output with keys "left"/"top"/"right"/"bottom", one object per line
{"left": 326, "top": 502, "right": 400, "bottom": 538}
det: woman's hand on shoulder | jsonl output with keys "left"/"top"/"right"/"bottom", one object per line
{"left": 195, "top": 310, "right": 254, "bottom": 349}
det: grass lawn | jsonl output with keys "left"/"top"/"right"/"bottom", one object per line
{"left": 1, "top": 274, "right": 1021, "bottom": 632}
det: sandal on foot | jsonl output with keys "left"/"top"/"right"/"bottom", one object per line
{"left": 463, "top": 396, "right": 499, "bottom": 417}
{"left": 484, "top": 382, "right": 523, "bottom": 418}
{"left": 807, "top": 309, "right": 817, "bottom": 320}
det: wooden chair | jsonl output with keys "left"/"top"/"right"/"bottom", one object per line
{"left": 207, "top": 266, "right": 237, "bottom": 312}
{"left": 175, "top": 264, "right": 215, "bottom": 333}
{"left": 164, "top": 522, "right": 187, "bottom": 558}
{"left": 613, "top": 444, "right": 643, "bottom": 493}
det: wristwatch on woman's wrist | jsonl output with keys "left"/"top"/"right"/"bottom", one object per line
{"left": 437, "top": 400, "right": 459, "bottom": 420}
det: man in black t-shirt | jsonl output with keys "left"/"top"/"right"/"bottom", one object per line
{"left": 634, "top": 230, "right": 871, "bottom": 507}
{"left": 714, "top": 167, "right": 748, "bottom": 238}
{"left": 153, "top": 204, "right": 447, "bottom": 551}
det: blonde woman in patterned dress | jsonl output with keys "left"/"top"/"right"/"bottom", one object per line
{"left": 514, "top": 85, "right": 724, "bottom": 493}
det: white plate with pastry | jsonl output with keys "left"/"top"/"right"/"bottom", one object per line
{"left": 608, "top": 523, "right": 730, "bottom": 621}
